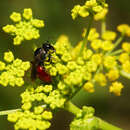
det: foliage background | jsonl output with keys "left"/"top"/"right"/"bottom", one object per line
{"left": 0, "top": 0, "right": 130, "bottom": 130}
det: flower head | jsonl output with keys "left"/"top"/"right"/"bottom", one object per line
{"left": 3, "top": 8, "right": 44, "bottom": 45}
{"left": 0, "top": 51, "right": 30, "bottom": 87}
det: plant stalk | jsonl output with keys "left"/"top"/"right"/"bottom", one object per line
{"left": 79, "top": 15, "right": 93, "bottom": 56}
{"left": 64, "top": 101, "right": 122, "bottom": 130}
{"left": 101, "top": 18, "right": 106, "bottom": 35}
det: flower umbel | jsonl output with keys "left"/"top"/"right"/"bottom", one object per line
{"left": 0, "top": 2, "right": 129, "bottom": 130}
{"left": 3, "top": 8, "right": 44, "bottom": 45}
{"left": 0, "top": 51, "right": 30, "bottom": 87}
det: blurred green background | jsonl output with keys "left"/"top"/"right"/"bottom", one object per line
{"left": 0, "top": 0, "right": 130, "bottom": 130}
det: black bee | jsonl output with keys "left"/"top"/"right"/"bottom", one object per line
{"left": 31, "top": 41, "right": 55, "bottom": 82}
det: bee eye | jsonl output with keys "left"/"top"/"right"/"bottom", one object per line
{"left": 34, "top": 48, "right": 42, "bottom": 56}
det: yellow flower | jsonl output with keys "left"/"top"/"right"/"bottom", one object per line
{"left": 31, "top": 19, "right": 44, "bottom": 28}
{"left": 109, "top": 82, "right": 124, "bottom": 96}
{"left": 61, "top": 52, "right": 72, "bottom": 62}
{"left": 122, "top": 61, "right": 130, "bottom": 73}
{"left": 91, "top": 39, "right": 102, "bottom": 50}
{"left": 106, "top": 69, "right": 119, "bottom": 81}
{"left": 34, "top": 106, "right": 44, "bottom": 114}
{"left": 10, "top": 12, "right": 21, "bottom": 22}
{"left": 83, "top": 82, "right": 95, "bottom": 93}
{"left": 119, "top": 53, "right": 129, "bottom": 64}
{"left": 23, "top": 8, "right": 32, "bottom": 20}
{"left": 101, "top": 41, "right": 114, "bottom": 51}
{"left": 0, "top": 61, "right": 5, "bottom": 71}
{"left": 8, "top": 112, "right": 19, "bottom": 122}
{"left": 94, "top": 73, "right": 107, "bottom": 87}
{"left": 22, "top": 102, "right": 32, "bottom": 110}
{"left": 117, "top": 24, "right": 130, "bottom": 37}
{"left": 43, "top": 85, "right": 53, "bottom": 93}
{"left": 92, "top": 5, "right": 103, "bottom": 13}
{"left": 49, "top": 67, "right": 57, "bottom": 76}
{"left": 67, "top": 61, "right": 77, "bottom": 70}
{"left": 3, "top": 8, "right": 44, "bottom": 45}
{"left": 86, "top": 61, "right": 97, "bottom": 72}
{"left": 71, "top": 5, "right": 81, "bottom": 20}
{"left": 79, "top": 6, "right": 89, "bottom": 18}
{"left": 76, "top": 57, "right": 84, "bottom": 65}
{"left": 88, "top": 28, "right": 99, "bottom": 41}
{"left": 42, "top": 111, "right": 53, "bottom": 120}
{"left": 13, "top": 36, "right": 23, "bottom": 45}
{"left": 56, "top": 63, "right": 68, "bottom": 75}
{"left": 83, "top": 49, "right": 93, "bottom": 60}
{"left": 91, "top": 53, "right": 102, "bottom": 65}
{"left": 85, "top": 0, "right": 97, "bottom": 7}
{"left": 4, "top": 51, "right": 14, "bottom": 62}
{"left": 122, "top": 42, "right": 130, "bottom": 53}
{"left": 103, "top": 56, "right": 117, "bottom": 69}
{"left": 2, "top": 25, "right": 16, "bottom": 33}
{"left": 94, "top": 8, "right": 108, "bottom": 21}
{"left": 15, "top": 78, "right": 24, "bottom": 87}
{"left": 102, "top": 31, "right": 116, "bottom": 41}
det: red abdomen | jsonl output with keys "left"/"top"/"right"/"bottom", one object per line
{"left": 36, "top": 66, "right": 52, "bottom": 83}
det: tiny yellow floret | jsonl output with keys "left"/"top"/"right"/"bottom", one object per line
{"left": 4, "top": 51, "right": 14, "bottom": 62}
{"left": 117, "top": 24, "right": 130, "bottom": 37}
{"left": 3, "top": 25, "right": 16, "bottom": 33}
{"left": 102, "top": 31, "right": 116, "bottom": 41}
{"left": 0, "top": 61, "right": 5, "bottom": 71}
{"left": 79, "top": 6, "right": 89, "bottom": 18}
{"left": 10, "top": 12, "right": 21, "bottom": 22}
{"left": 122, "top": 61, "right": 130, "bottom": 73}
{"left": 106, "top": 69, "right": 119, "bottom": 81}
{"left": 119, "top": 53, "right": 129, "bottom": 64}
{"left": 34, "top": 106, "right": 44, "bottom": 114}
{"left": 31, "top": 19, "right": 44, "bottom": 28}
{"left": 23, "top": 8, "right": 32, "bottom": 20}
{"left": 94, "top": 73, "right": 107, "bottom": 87}
{"left": 42, "top": 111, "right": 53, "bottom": 120}
{"left": 103, "top": 56, "right": 117, "bottom": 69}
{"left": 122, "top": 42, "right": 130, "bottom": 53}
{"left": 109, "top": 82, "right": 124, "bottom": 96}
{"left": 83, "top": 82, "right": 95, "bottom": 93}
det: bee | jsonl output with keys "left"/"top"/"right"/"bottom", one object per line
{"left": 31, "top": 41, "right": 55, "bottom": 83}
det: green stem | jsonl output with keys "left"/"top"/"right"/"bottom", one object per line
{"left": 97, "top": 117, "right": 122, "bottom": 130}
{"left": 109, "top": 49, "right": 123, "bottom": 56}
{"left": 64, "top": 101, "right": 81, "bottom": 115}
{"left": 101, "top": 18, "right": 106, "bottom": 35}
{"left": 65, "top": 101, "right": 122, "bottom": 130}
{"left": 120, "top": 70, "right": 130, "bottom": 79}
{"left": 106, "top": 35, "right": 124, "bottom": 56}
{"left": 0, "top": 109, "right": 21, "bottom": 116}
{"left": 79, "top": 15, "right": 93, "bottom": 56}
{"left": 0, "top": 105, "right": 46, "bottom": 116}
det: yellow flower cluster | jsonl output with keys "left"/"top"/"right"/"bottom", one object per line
{"left": 3, "top": 8, "right": 44, "bottom": 45}
{"left": 71, "top": 0, "right": 108, "bottom": 20}
{"left": 43, "top": 33, "right": 126, "bottom": 96}
{"left": 8, "top": 109, "right": 52, "bottom": 130}
{"left": 0, "top": 51, "right": 30, "bottom": 87}
{"left": 119, "top": 42, "right": 130, "bottom": 73}
{"left": 117, "top": 24, "right": 130, "bottom": 37}
{"left": 7, "top": 83, "right": 66, "bottom": 130}
{"left": 70, "top": 106, "right": 97, "bottom": 130}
